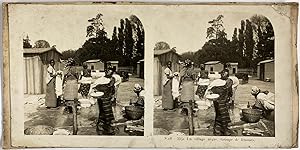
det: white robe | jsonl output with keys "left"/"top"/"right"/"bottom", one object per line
{"left": 55, "top": 74, "right": 63, "bottom": 98}
{"left": 172, "top": 77, "right": 180, "bottom": 100}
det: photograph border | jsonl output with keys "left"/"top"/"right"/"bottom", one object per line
{"left": 2, "top": 2, "right": 299, "bottom": 149}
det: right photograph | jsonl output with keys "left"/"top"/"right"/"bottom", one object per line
{"left": 153, "top": 14, "right": 275, "bottom": 137}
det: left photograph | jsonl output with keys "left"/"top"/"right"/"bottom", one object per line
{"left": 23, "top": 9, "right": 145, "bottom": 136}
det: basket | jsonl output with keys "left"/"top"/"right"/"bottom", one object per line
{"left": 24, "top": 125, "right": 55, "bottom": 135}
{"left": 64, "top": 80, "right": 78, "bottom": 100}
{"left": 125, "top": 106, "right": 144, "bottom": 120}
{"left": 242, "top": 109, "right": 263, "bottom": 123}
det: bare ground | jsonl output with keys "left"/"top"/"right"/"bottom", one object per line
{"left": 154, "top": 78, "right": 275, "bottom": 136}
{"left": 24, "top": 77, "right": 144, "bottom": 135}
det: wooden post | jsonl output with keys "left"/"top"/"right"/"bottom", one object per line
{"left": 72, "top": 100, "right": 78, "bottom": 135}
{"left": 67, "top": 100, "right": 78, "bottom": 135}
{"left": 188, "top": 100, "right": 194, "bottom": 135}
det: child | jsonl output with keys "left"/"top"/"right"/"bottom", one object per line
{"left": 172, "top": 72, "right": 180, "bottom": 108}
{"left": 55, "top": 70, "right": 63, "bottom": 106}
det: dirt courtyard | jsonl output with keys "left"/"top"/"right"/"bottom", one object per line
{"left": 24, "top": 77, "right": 144, "bottom": 135}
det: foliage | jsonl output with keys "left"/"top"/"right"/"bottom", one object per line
{"left": 61, "top": 49, "right": 76, "bottom": 60}
{"left": 73, "top": 13, "right": 144, "bottom": 67}
{"left": 202, "top": 15, "right": 231, "bottom": 64}
{"left": 181, "top": 51, "right": 197, "bottom": 64}
{"left": 206, "top": 15, "right": 226, "bottom": 40}
{"left": 244, "top": 19, "right": 255, "bottom": 68}
{"left": 251, "top": 15, "right": 274, "bottom": 64}
{"left": 180, "top": 14, "right": 274, "bottom": 71}
{"left": 34, "top": 40, "right": 50, "bottom": 48}
{"left": 154, "top": 41, "right": 170, "bottom": 50}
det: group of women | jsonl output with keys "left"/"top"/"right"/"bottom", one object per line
{"left": 162, "top": 60, "right": 195, "bottom": 110}
{"left": 45, "top": 58, "right": 91, "bottom": 108}
{"left": 162, "top": 59, "right": 234, "bottom": 136}
{"left": 45, "top": 58, "right": 119, "bottom": 135}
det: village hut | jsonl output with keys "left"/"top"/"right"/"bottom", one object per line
{"left": 137, "top": 59, "right": 144, "bottom": 79}
{"left": 23, "top": 46, "right": 62, "bottom": 94}
{"left": 227, "top": 62, "right": 238, "bottom": 75}
{"left": 85, "top": 59, "right": 105, "bottom": 71}
{"left": 257, "top": 59, "right": 274, "bottom": 82}
{"left": 106, "top": 61, "right": 119, "bottom": 71}
{"left": 204, "top": 61, "right": 224, "bottom": 74}
{"left": 154, "top": 48, "right": 180, "bottom": 96}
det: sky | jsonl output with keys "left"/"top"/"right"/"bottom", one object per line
{"left": 12, "top": 4, "right": 261, "bottom": 54}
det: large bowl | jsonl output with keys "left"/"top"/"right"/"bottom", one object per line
{"left": 125, "top": 106, "right": 144, "bottom": 120}
{"left": 90, "top": 92, "right": 104, "bottom": 98}
{"left": 242, "top": 108, "right": 263, "bottom": 123}
{"left": 79, "top": 80, "right": 92, "bottom": 84}
{"left": 206, "top": 94, "right": 219, "bottom": 101}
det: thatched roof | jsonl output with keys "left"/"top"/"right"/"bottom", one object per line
{"left": 23, "top": 46, "right": 62, "bottom": 55}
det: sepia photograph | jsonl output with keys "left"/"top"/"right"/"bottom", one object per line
{"left": 3, "top": 3, "right": 298, "bottom": 149}
{"left": 153, "top": 13, "right": 275, "bottom": 137}
{"left": 22, "top": 8, "right": 145, "bottom": 136}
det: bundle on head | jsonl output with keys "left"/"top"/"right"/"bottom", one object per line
{"left": 66, "top": 58, "right": 75, "bottom": 67}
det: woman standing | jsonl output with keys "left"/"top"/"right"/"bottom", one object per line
{"left": 78, "top": 62, "right": 92, "bottom": 99}
{"left": 91, "top": 67, "right": 117, "bottom": 135}
{"left": 45, "top": 59, "right": 57, "bottom": 108}
{"left": 206, "top": 70, "right": 232, "bottom": 136}
{"left": 179, "top": 59, "right": 195, "bottom": 103}
{"left": 196, "top": 64, "right": 209, "bottom": 100}
{"left": 63, "top": 58, "right": 79, "bottom": 101}
{"left": 162, "top": 61, "right": 174, "bottom": 110}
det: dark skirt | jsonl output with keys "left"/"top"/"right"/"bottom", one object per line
{"left": 211, "top": 86, "right": 232, "bottom": 135}
{"left": 162, "top": 80, "right": 174, "bottom": 109}
{"left": 96, "top": 97, "right": 115, "bottom": 135}
{"left": 196, "top": 85, "right": 208, "bottom": 98}
{"left": 63, "top": 80, "right": 78, "bottom": 100}
{"left": 78, "top": 83, "right": 91, "bottom": 97}
{"left": 97, "top": 97, "right": 115, "bottom": 123}
{"left": 45, "top": 78, "right": 57, "bottom": 107}
{"left": 213, "top": 101, "right": 231, "bottom": 135}
{"left": 181, "top": 80, "right": 194, "bottom": 102}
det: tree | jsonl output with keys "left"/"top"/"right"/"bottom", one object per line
{"left": 202, "top": 15, "right": 231, "bottom": 64}
{"left": 123, "top": 18, "right": 135, "bottom": 66}
{"left": 134, "top": 25, "right": 144, "bottom": 63}
{"left": 250, "top": 14, "right": 269, "bottom": 32}
{"left": 264, "top": 21, "right": 274, "bottom": 59}
{"left": 74, "top": 13, "right": 112, "bottom": 64}
{"left": 251, "top": 15, "right": 274, "bottom": 66}
{"left": 23, "top": 35, "right": 32, "bottom": 48}
{"left": 111, "top": 26, "right": 122, "bottom": 60}
{"left": 154, "top": 41, "right": 170, "bottom": 50}
{"left": 33, "top": 40, "right": 50, "bottom": 48}
{"left": 86, "top": 13, "right": 106, "bottom": 38}
{"left": 255, "top": 21, "right": 274, "bottom": 61}
{"left": 118, "top": 19, "right": 125, "bottom": 55}
{"left": 229, "top": 28, "right": 240, "bottom": 62}
{"left": 206, "top": 15, "right": 226, "bottom": 40}
{"left": 74, "top": 13, "right": 145, "bottom": 67}
{"left": 61, "top": 49, "right": 76, "bottom": 60}
{"left": 130, "top": 15, "right": 145, "bottom": 64}
{"left": 181, "top": 51, "right": 197, "bottom": 65}
{"left": 244, "top": 19, "right": 255, "bottom": 68}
